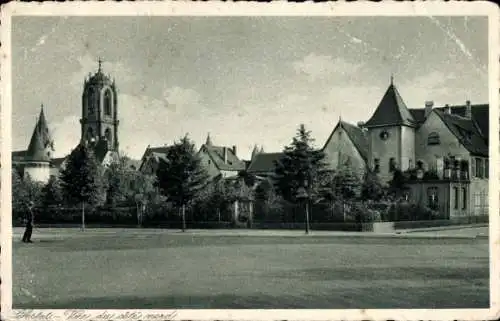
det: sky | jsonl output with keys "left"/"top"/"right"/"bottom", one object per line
{"left": 11, "top": 16, "right": 489, "bottom": 160}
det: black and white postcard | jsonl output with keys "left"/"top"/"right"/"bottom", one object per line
{"left": 1, "top": 2, "right": 499, "bottom": 321}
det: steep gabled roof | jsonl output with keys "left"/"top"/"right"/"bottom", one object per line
{"left": 364, "top": 82, "right": 416, "bottom": 128}
{"left": 246, "top": 152, "right": 284, "bottom": 174}
{"left": 200, "top": 144, "right": 246, "bottom": 172}
{"left": 339, "top": 121, "right": 369, "bottom": 162}
{"left": 26, "top": 106, "right": 54, "bottom": 162}
{"left": 435, "top": 104, "right": 489, "bottom": 140}
{"left": 433, "top": 109, "right": 488, "bottom": 157}
{"left": 138, "top": 145, "right": 174, "bottom": 172}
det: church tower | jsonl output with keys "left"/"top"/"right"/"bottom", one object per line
{"left": 80, "top": 59, "right": 119, "bottom": 155}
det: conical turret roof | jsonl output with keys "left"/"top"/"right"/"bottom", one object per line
{"left": 26, "top": 105, "right": 54, "bottom": 162}
{"left": 364, "top": 79, "right": 416, "bottom": 128}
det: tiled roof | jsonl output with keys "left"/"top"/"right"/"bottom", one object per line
{"left": 408, "top": 109, "right": 426, "bottom": 124}
{"left": 339, "top": 121, "right": 369, "bottom": 163}
{"left": 364, "top": 83, "right": 417, "bottom": 128}
{"left": 201, "top": 145, "right": 246, "bottom": 172}
{"left": 247, "top": 152, "right": 284, "bottom": 174}
{"left": 435, "top": 104, "right": 489, "bottom": 140}
{"left": 138, "top": 145, "right": 174, "bottom": 171}
{"left": 434, "top": 109, "right": 488, "bottom": 156}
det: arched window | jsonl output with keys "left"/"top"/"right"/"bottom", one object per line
{"left": 104, "top": 89, "right": 112, "bottom": 116}
{"left": 428, "top": 132, "right": 440, "bottom": 145}
{"left": 87, "top": 87, "right": 95, "bottom": 115}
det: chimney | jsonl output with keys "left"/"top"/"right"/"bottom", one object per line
{"left": 232, "top": 145, "right": 237, "bottom": 157}
{"left": 223, "top": 147, "right": 228, "bottom": 164}
{"left": 465, "top": 100, "right": 472, "bottom": 119}
{"left": 444, "top": 104, "right": 451, "bottom": 114}
{"left": 424, "top": 100, "right": 434, "bottom": 118}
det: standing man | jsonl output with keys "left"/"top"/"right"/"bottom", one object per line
{"left": 22, "top": 201, "right": 34, "bottom": 243}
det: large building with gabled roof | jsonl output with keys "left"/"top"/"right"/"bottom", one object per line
{"left": 321, "top": 78, "right": 489, "bottom": 218}
{"left": 197, "top": 134, "right": 246, "bottom": 179}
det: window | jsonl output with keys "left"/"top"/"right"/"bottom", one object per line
{"left": 454, "top": 187, "right": 459, "bottom": 209}
{"left": 427, "top": 187, "right": 438, "bottom": 210}
{"left": 373, "top": 158, "right": 380, "bottom": 173}
{"left": 462, "top": 188, "right": 467, "bottom": 210}
{"left": 475, "top": 158, "right": 483, "bottom": 178}
{"left": 87, "top": 88, "right": 95, "bottom": 115}
{"left": 389, "top": 158, "right": 396, "bottom": 172}
{"left": 427, "top": 132, "right": 440, "bottom": 145}
{"left": 104, "top": 89, "right": 112, "bottom": 116}
{"left": 485, "top": 159, "right": 489, "bottom": 178}
{"left": 409, "top": 159, "right": 413, "bottom": 169}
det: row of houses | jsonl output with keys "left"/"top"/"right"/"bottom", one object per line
{"left": 138, "top": 80, "right": 490, "bottom": 219}
{"left": 12, "top": 63, "right": 490, "bottom": 219}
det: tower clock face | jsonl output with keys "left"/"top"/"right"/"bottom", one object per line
{"left": 380, "top": 130, "right": 389, "bottom": 140}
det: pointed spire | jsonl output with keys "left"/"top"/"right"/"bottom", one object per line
{"left": 390, "top": 73, "right": 394, "bottom": 86}
{"left": 98, "top": 57, "right": 103, "bottom": 72}
{"left": 26, "top": 104, "right": 54, "bottom": 162}
{"left": 259, "top": 146, "right": 264, "bottom": 154}
{"left": 205, "top": 133, "right": 213, "bottom": 146}
{"left": 251, "top": 144, "right": 259, "bottom": 160}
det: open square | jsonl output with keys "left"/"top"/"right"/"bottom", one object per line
{"left": 13, "top": 228, "right": 489, "bottom": 309}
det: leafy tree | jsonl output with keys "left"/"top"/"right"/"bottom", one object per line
{"left": 156, "top": 135, "right": 209, "bottom": 231}
{"left": 12, "top": 171, "right": 42, "bottom": 210}
{"left": 130, "top": 172, "right": 159, "bottom": 226}
{"left": 40, "top": 175, "right": 64, "bottom": 208}
{"left": 104, "top": 155, "right": 134, "bottom": 207}
{"left": 334, "top": 161, "right": 362, "bottom": 201}
{"left": 60, "top": 143, "right": 104, "bottom": 230}
{"left": 238, "top": 170, "right": 257, "bottom": 188}
{"left": 361, "top": 170, "right": 384, "bottom": 201}
{"left": 388, "top": 168, "right": 409, "bottom": 200}
{"left": 12, "top": 170, "right": 43, "bottom": 224}
{"left": 273, "top": 124, "right": 327, "bottom": 204}
{"left": 12, "top": 169, "right": 28, "bottom": 212}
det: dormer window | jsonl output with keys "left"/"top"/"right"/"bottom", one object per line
{"left": 428, "top": 132, "right": 440, "bottom": 145}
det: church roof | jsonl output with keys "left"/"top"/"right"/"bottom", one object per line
{"left": 26, "top": 106, "right": 54, "bottom": 162}
{"left": 323, "top": 120, "right": 369, "bottom": 163}
{"left": 364, "top": 82, "right": 417, "bottom": 128}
